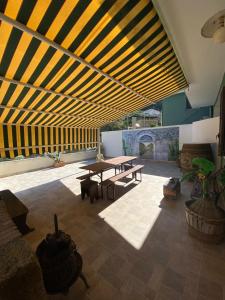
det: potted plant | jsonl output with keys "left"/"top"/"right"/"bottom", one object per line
{"left": 182, "top": 157, "right": 225, "bottom": 243}
{"left": 46, "top": 151, "right": 65, "bottom": 168}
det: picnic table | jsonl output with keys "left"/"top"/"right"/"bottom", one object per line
{"left": 80, "top": 161, "right": 115, "bottom": 197}
{"left": 79, "top": 156, "right": 137, "bottom": 198}
{"left": 105, "top": 156, "right": 137, "bottom": 174}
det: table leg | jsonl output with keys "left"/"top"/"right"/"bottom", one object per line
{"left": 100, "top": 172, "right": 103, "bottom": 198}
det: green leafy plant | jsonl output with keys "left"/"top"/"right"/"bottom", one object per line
{"left": 216, "top": 168, "right": 225, "bottom": 202}
{"left": 182, "top": 157, "right": 225, "bottom": 202}
{"left": 14, "top": 155, "right": 25, "bottom": 160}
{"left": 168, "top": 139, "right": 179, "bottom": 161}
{"left": 46, "top": 151, "right": 61, "bottom": 163}
{"left": 218, "top": 170, "right": 225, "bottom": 187}
{"left": 181, "top": 157, "right": 216, "bottom": 199}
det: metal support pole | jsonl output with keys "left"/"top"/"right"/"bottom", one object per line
{"left": 96, "top": 128, "right": 104, "bottom": 161}
{"left": 97, "top": 128, "right": 101, "bottom": 156}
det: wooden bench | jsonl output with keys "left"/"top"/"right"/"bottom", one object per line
{"left": 80, "top": 179, "right": 99, "bottom": 204}
{"left": 102, "top": 165, "right": 144, "bottom": 200}
{"left": 77, "top": 172, "right": 99, "bottom": 203}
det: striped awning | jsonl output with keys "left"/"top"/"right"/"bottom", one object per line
{"left": 0, "top": 0, "right": 187, "bottom": 130}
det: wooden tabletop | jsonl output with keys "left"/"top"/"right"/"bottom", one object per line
{"left": 80, "top": 161, "right": 115, "bottom": 173}
{"left": 105, "top": 156, "right": 137, "bottom": 165}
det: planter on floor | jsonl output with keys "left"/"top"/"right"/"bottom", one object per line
{"left": 185, "top": 199, "right": 225, "bottom": 244}
{"left": 53, "top": 161, "right": 65, "bottom": 168}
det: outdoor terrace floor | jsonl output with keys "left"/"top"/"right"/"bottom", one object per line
{"left": 1, "top": 160, "right": 225, "bottom": 300}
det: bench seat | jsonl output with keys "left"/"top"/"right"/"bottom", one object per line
{"left": 102, "top": 165, "right": 144, "bottom": 200}
{"left": 80, "top": 179, "right": 99, "bottom": 203}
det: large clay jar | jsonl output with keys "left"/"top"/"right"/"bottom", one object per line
{"left": 180, "top": 143, "right": 213, "bottom": 172}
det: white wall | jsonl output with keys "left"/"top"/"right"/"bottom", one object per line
{"left": 0, "top": 157, "right": 53, "bottom": 178}
{"left": 61, "top": 150, "right": 96, "bottom": 163}
{"left": 179, "top": 124, "right": 192, "bottom": 150}
{"left": 0, "top": 151, "right": 96, "bottom": 178}
{"left": 102, "top": 117, "right": 220, "bottom": 159}
{"left": 102, "top": 130, "right": 123, "bottom": 157}
{"left": 102, "top": 125, "right": 179, "bottom": 157}
{"left": 192, "top": 117, "right": 219, "bottom": 143}
{"left": 192, "top": 117, "right": 219, "bottom": 163}
{"left": 179, "top": 117, "right": 219, "bottom": 148}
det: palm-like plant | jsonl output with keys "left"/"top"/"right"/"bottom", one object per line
{"left": 46, "top": 151, "right": 61, "bottom": 163}
{"left": 182, "top": 157, "right": 225, "bottom": 243}
{"left": 182, "top": 158, "right": 215, "bottom": 199}
{"left": 182, "top": 157, "right": 225, "bottom": 218}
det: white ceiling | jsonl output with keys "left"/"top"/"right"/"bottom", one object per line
{"left": 153, "top": 0, "right": 225, "bottom": 108}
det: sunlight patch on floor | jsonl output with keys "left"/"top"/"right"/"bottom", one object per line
{"left": 98, "top": 174, "right": 166, "bottom": 249}
{"left": 99, "top": 198, "right": 162, "bottom": 249}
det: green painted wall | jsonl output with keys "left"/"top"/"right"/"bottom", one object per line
{"left": 162, "top": 93, "right": 212, "bottom": 126}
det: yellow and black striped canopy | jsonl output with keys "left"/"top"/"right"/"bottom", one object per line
{"left": 0, "top": 0, "right": 187, "bottom": 158}
{"left": 0, "top": 0, "right": 187, "bottom": 129}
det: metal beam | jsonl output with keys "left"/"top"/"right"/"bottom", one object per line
{"left": 0, "top": 76, "right": 126, "bottom": 115}
{"left": 0, "top": 104, "right": 111, "bottom": 123}
{"left": 0, "top": 142, "right": 98, "bottom": 152}
{"left": 1, "top": 122, "right": 99, "bottom": 129}
{"left": 0, "top": 13, "right": 153, "bottom": 107}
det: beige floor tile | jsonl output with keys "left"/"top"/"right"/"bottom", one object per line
{"left": 0, "top": 160, "right": 224, "bottom": 300}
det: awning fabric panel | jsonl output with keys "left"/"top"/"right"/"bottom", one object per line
{"left": 0, "top": 0, "right": 187, "bottom": 128}
{"left": 0, "top": 0, "right": 187, "bottom": 158}
{"left": 0, "top": 124, "right": 97, "bottom": 159}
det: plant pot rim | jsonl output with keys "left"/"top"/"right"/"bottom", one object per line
{"left": 185, "top": 199, "right": 225, "bottom": 223}
{"left": 53, "top": 161, "right": 65, "bottom": 167}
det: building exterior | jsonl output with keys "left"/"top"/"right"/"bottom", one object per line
{"left": 160, "top": 93, "right": 212, "bottom": 126}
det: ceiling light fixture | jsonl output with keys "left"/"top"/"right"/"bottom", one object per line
{"left": 201, "top": 9, "right": 225, "bottom": 44}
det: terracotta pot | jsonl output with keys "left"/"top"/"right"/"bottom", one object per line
{"left": 185, "top": 199, "right": 225, "bottom": 243}
{"left": 53, "top": 161, "right": 65, "bottom": 168}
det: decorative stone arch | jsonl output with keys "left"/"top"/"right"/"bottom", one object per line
{"left": 134, "top": 131, "right": 156, "bottom": 158}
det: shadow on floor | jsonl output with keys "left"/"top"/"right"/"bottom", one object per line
{"left": 8, "top": 162, "right": 225, "bottom": 300}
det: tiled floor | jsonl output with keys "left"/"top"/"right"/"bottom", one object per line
{"left": 1, "top": 159, "right": 225, "bottom": 300}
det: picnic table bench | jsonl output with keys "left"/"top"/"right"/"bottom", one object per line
{"left": 101, "top": 164, "right": 144, "bottom": 200}
{"left": 76, "top": 172, "right": 99, "bottom": 203}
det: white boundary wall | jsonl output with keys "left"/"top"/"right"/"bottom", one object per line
{"left": 102, "top": 130, "right": 123, "bottom": 157}
{"left": 191, "top": 117, "right": 219, "bottom": 144}
{"left": 179, "top": 124, "right": 192, "bottom": 149}
{"left": 102, "top": 117, "right": 220, "bottom": 157}
{"left": 0, "top": 150, "right": 96, "bottom": 178}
